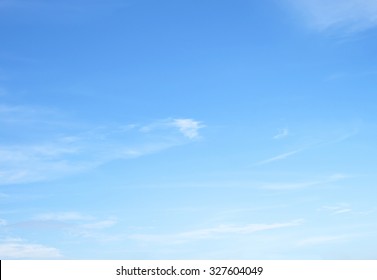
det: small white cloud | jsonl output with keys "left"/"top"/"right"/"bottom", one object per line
{"left": 0, "top": 239, "right": 62, "bottom": 259}
{"left": 273, "top": 128, "right": 289, "bottom": 140}
{"left": 171, "top": 118, "right": 204, "bottom": 139}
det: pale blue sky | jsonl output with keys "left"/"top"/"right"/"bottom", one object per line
{"left": 1, "top": 0, "right": 377, "bottom": 259}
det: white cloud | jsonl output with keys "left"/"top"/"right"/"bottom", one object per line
{"left": 171, "top": 118, "right": 204, "bottom": 139}
{"left": 0, "top": 239, "right": 62, "bottom": 259}
{"left": 297, "top": 235, "right": 348, "bottom": 246}
{"left": 320, "top": 203, "right": 352, "bottom": 215}
{"left": 179, "top": 220, "right": 303, "bottom": 239}
{"left": 257, "top": 125, "right": 359, "bottom": 166}
{"left": 0, "top": 104, "right": 204, "bottom": 185}
{"left": 130, "top": 219, "right": 303, "bottom": 243}
{"left": 259, "top": 173, "right": 348, "bottom": 190}
{"left": 9, "top": 212, "right": 120, "bottom": 243}
{"left": 32, "top": 212, "right": 117, "bottom": 230}
{"left": 256, "top": 149, "right": 302, "bottom": 165}
{"left": 79, "top": 218, "right": 117, "bottom": 230}
{"left": 286, "top": 0, "right": 377, "bottom": 32}
{"left": 273, "top": 128, "right": 289, "bottom": 139}
{"left": 140, "top": 118, "right": 204, "bottom": 139}
{"left": 34, "top": 212, "right": 92, "bottom": 222}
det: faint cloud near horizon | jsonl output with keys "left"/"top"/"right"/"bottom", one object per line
{"left": 0, "top": 238, "right": 62, "bottom": 259}
{"left": 297, "top": 234, "right": 349, "bottom": 246}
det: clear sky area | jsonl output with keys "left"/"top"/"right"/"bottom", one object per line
{"left": 1, "top": 0, "right": 377, "bottom": 259}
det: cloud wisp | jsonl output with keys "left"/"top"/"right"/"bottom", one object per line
{"left": 0, "top": 104, "right": 205, "bottom": 185}
{"left": 257, "top": 123, "right": 359, "bottom": 167}
{"left": 171, "top": 119, "right": 205, "bottom": 139}
{"left": 259, "top": 173, "right": 349, "bottom": 190}
{"left": 130, "top": 219, "right": 303, "bottom": 244}
{"left": 273, "top": 128, "right": 289, "bottom": 140}
{"left": 0, "top": 238, "right": 62, "bottom": 259}
{"left": 140, "top": 118, "right": 205, "bottom": 140}
{"left": 297, "top": 235, "right": 349, "bottom": 246}
{"left": 256, "top": 149, "right": 302, "bottom": 166}
{"left": 320, "top": 203, "right": 352, "bottom": 215}
{"left": 6, "top": 211, "right": 120, "bottom": 244}
{"left": 286, "top": 0, "right": 377, "bottom": 32}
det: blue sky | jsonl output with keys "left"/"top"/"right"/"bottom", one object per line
{"left": 1, "top": 0, "right": 377, "bottom": 259}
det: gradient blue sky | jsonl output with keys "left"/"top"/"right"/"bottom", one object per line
{"left": 1, "top": 0, "right": 377, "bottom": 259}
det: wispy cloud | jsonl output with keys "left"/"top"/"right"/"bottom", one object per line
{"left": 256, "top": 149, "right": 302, "bottom": 165}
{"left": 79, "top": 218, "right": 117, "bottom": 230}
{"left": 10, "top": 211, "right": 120, "bottom": 242}
{"left": 130, "top": 219, "right": 303, "bottom": 243}
{"left": 257, "top": 124, "right": 358, "bottom": 166}
{"left": 259, "top": 173, "right": 349, "bottom": 190}
{"left": 140, "top": 118, "right": 204, "bottom": 140}
{"left": 171, "top": 119, "right": 205, "bottom": 139}
{"left": 34, "top": 212, "right": 92, "bottom": 222}
{"left": 0, "top": 104, "right": 204, "bottom": 185}
{"left": 0, "top": 238, "right": 62, "bottom": 259}
{"left": 286, "top": 0, "right": 377, "bottom": 32}
{"left": 320, "top": 203, "right": 352, "bottom": 215}
{"left": 297, "top": 235, "right": 348, "bottom": 246}
{"left": 273, "top": 128, "right": 289, "bottom": 140}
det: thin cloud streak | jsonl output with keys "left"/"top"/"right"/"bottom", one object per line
{"left": 286, "top": 0, "right": 377, "bottom": 32}
{"left": 297, "top": 235, "right": 349, "bottom": 246}
{"left": 130, "top": 219, "right": 303, "bottom": 243}
{"left": 259, "top": 173, "right": 349, "bottom": 190}
{"left": 7, "top": 212, "right": 120, "bottom": 243}
{"left": 320, "top": 203, "right": 352, "bottom": 215}
{"left": 34, "top": 212, "right": 93, "bottom": 222}
{"left": 256, "top": 149, "right": 302, "bottom": 166}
